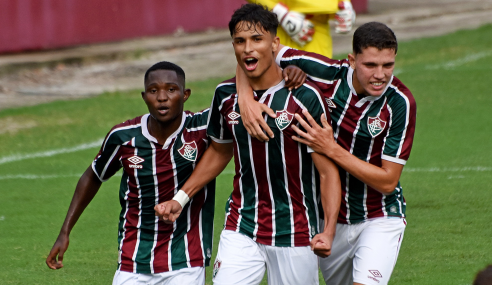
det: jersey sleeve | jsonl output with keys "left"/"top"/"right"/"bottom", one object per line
{"left": 91, "top": 130, "right": 124, "bottom": 182}
{"left": 206, "top": 83, "right": 235, "bottom": 143}
{"left": 381, "top": 89, "right": 417, "bottom": 165}
{"left": 294, "top": 82, "right": 331, "bottom": 153}
{"left": 276, "top": 46, "right": 348, "bottom": 84}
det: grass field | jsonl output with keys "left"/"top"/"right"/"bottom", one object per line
{"left": 1, "top": 24, "right": 492, "bottom": 284}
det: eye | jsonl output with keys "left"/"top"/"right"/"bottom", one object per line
{"left": 168, "top": 87, "right": 176, "bottom": 93}
{"left": 150, "top": 88, "right": 157, "bottom": 93}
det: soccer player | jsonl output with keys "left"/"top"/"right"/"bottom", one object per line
{"left": 45, "top": 61, "right": 231, "bottom": 285}
{"left": 246, "top": 0, "right": 356, "bottom": 58}
{"left": 238, "top": 22, "right": 417, "bottom": 285}
{"left": 155, "top": 3, "right": 341, "bottom": 285}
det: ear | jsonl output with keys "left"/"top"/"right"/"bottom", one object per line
{"left": 183, "top": 89, "right": 191, "bottom": 103}
{"left": 348, "top": 53, "right": 356, "bottom": 69}
{"left": 272, "top": 36, "right": 280, "bottom": 53}
{"left": 141, "top": 91, "right": 146, "bottom": 100}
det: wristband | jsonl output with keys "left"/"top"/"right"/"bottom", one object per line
{"left": 172, "top": 190, "right": 190, "bottom": 209}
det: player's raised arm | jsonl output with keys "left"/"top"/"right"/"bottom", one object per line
{"left": 155, "top": 140, "right": 233, "bottom": 223}
{"left": 310, "top": 153, "right": 340, "bottom": 258}
{"left": 46, "top": 166, "right": 102, "bottom": 270}
{"left": 292, "top": 110, "right": 404, "bottom": 194}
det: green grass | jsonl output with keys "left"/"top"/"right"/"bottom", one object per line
{"left": 1, "top": 24, "right": 492, "bottom": 284}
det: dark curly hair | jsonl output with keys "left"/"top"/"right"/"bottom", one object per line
{"left": 228, "top": 3, "right": 278, "bottom": 37}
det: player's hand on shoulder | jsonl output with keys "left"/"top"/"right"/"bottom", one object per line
{"left": 273, "top": 3, "right": 315, "bottom": 46}
{"left": 283, "top": 65, "right": 307, "bottom": 90}
{"left": 155, "top": 200, "right": 182, "bottom": 224}
{"left": 335, "top": 1, "right": 356, "bottom": 34}
{"left": 46, "top": 234, "right": 69, "bottom": 270}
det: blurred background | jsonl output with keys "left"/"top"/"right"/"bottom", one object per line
{"left": 0, "top": 0, "right": 490, "bottom": 110}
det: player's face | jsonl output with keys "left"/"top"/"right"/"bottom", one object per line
{"left": 349, "top": 47, "right": 396, "bottom": 97}
{"left": 232, "top": 22, "right": 280, "bottom": 80}
{"left": 141, "top": 69, "right": 190, "bottom": 127}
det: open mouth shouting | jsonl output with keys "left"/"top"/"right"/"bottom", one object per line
{"left": 244, "top": 57, "right": 259, "bottom": 71}
{"left": 157, "top": 105, "right": 169, "bottom": 116}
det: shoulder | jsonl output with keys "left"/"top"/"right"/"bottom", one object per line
{"left": 386, "top": 76, "right": 417, "bottom": 111}
{"left": 184, "top": 109, "right": 210, "bottom": 129}
{"left": 215, "top": 77, "right": 237, "bottom": 94}
{"left": 103, "top": 115, "right": 145, "bottom": 147}
{"left": 292, "top": 80, "right": 324, "bottom": 100}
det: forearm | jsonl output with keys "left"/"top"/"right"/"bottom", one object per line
{"left": 180, "top": 141, "right": 233, "bottom": 198}
{"left": 59, "top": 166, "right": 102, "bottom": 235}
{"left": 312, "top": 153, "right": 340, "bottom": 237}
{"left": 325, "top": 144, "right": 403, "bottom": 194}
{"left": 236, "top": 64, "right": 255, "bottom": 104}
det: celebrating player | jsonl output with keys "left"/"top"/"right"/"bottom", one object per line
{"left": 247, "top": 0, "right": 356, "bottom": 58}
{"left": 45, "top": 61, "right": 230, "bottom": 285}
{"left": 155, "top": 3, "right": 340, "bottom": 285}
{"left": 238, "top": 22, "right": 417, "bottom": 285}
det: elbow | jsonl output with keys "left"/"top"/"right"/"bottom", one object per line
{"left": 378, "top": 182, "right": 399, "bottom": 195}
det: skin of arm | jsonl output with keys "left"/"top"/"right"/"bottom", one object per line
{"left": 236, "top": 53, "right": 307, "bottom": 142}
{"left": 292, "top": 110, "right": 404, "bottom": 195}
{"left": 46, "top": 166, "right": 102, "bottom": 269}
{"left": 310, "top": 152, "right": 341, "bottom": 258}
{"left": 154, "top": 140, "right": 233, "bottom": 223}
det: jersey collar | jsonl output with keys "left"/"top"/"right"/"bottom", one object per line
{"left": 141, "top": 112, "right": 187, "bottom": 149}
{"left": 347, "top": 67, "right": 394, "bottom": 108}
{"left": 256, "top": 79, "right": 285, "bottom": 103}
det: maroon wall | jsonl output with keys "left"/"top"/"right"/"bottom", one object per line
{"left": 0, "top": 0, "right": 367, "bottom": 54}
{"left": 0, "top": 0, "right": 244, "bottom": 53}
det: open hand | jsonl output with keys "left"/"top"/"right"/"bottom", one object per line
{"left": 291, "top": 110, "right": 336, "bottom": 156}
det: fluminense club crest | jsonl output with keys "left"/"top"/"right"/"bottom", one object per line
{"left": 367, "top": 116, "right": 387, "bottom": 138}
{"left": 178, "top": 141, "right": 198, "bottom": 161}
{"left": 275, "top": 110, "right": 294, "bottom": 131}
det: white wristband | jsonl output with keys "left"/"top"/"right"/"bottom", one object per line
{"left": 172, "top": 190, "right": 190, "bottom": 209}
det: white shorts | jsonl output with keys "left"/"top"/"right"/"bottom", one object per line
{"left": 112, "top": 267, "right": 205, "bottom": 285}
{"left": 319, "top": 217, "right": 406, "bottom": 285}
{"left": 212, "top": 230, "right": 319, "bottom": 285}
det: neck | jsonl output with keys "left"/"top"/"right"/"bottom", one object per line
{"left": 147, "top": 113, "right": 182, "bottom": 145}
{"left": 248, "top": 63, "right": 283, "bottom": 91}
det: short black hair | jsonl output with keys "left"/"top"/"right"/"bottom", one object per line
{"left": 144, "top": 61, "right": 185, "bottom": 87}
{"left": 474, "top": 265, "right": 492, "bottom": 285}
{"left": 353, "top": 22, "right": 398, "bottom": 55}
{"left": 228, "top": 3, "right": 278, "bottom": 37}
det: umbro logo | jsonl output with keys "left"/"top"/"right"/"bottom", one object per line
{"left": 368, "top": 270, "right": 382, "bottom": 283}
{"left": 128, "top": 155, "right": 144, "bottom": 169}
{"left": 228, "top": 111, "right": 240, "bottom": 125}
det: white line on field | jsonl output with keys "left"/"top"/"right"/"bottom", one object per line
{"left": 0, "top": 174, "right": 81, "bottom": 180}
{"left": 425, "top": 51, "right": 492, "bottom": 70}
{"left": 0, "top": 139, "right": 103, "bottom": 165}
{"left": 404, "top": 166, "right": 492, "bottom": 172}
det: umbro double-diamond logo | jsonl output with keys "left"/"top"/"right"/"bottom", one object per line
{"left": 128, "top": 155, "right": 144, "bottom": 169}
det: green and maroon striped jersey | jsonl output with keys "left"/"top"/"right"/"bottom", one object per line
{"left": 276, "top": 47, "right": 417, "bottom": 224}
{"left": 208, "top": 78, "right": 329, "bottom": 247}
{"left": 92, "top": 112, "right": 215, "bottom": 274}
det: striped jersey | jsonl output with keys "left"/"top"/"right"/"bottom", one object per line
{"left": 91, "top": 111, "right": 215, "bottom": 274}
{"left": 276, "top": 47, "right": 417, "bottom": 224}
{"left": 208, "top": 77, "right": 329, "bottom": 247}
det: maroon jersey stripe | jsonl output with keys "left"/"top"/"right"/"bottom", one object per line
{"left": 250, "top": 137, "right": 274, "bottom": 245}
{"left": 187, "top": 190, "right": 206, "bottom": 267}
{"left": 152, "top": 146, "right": 175, "bottom": 272}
